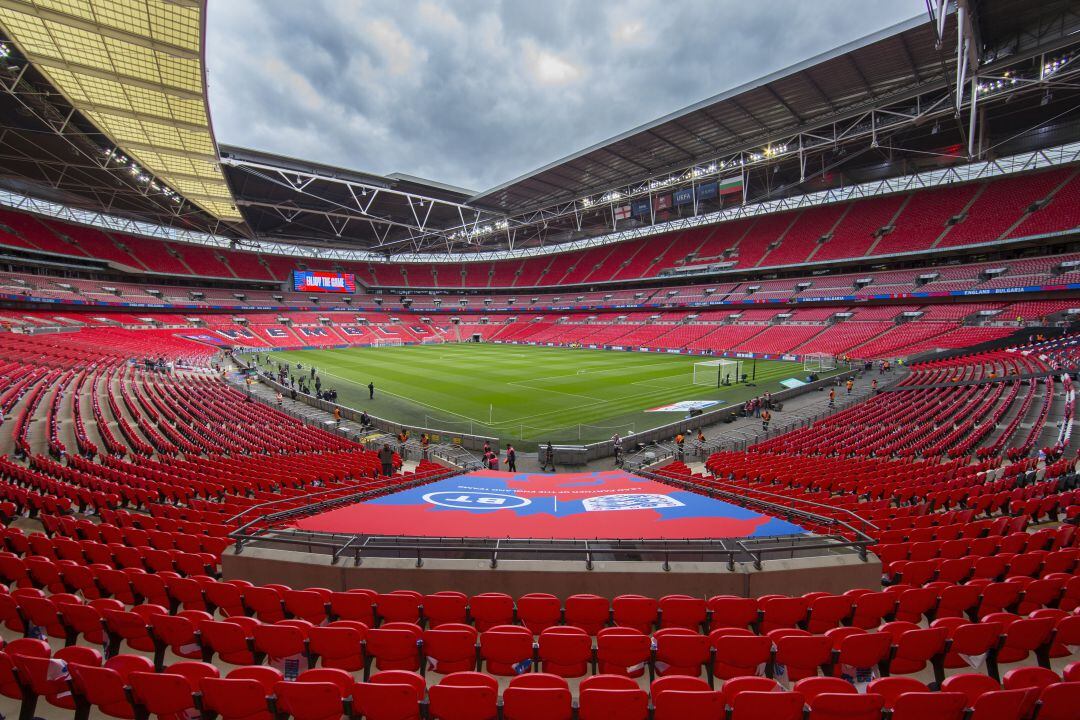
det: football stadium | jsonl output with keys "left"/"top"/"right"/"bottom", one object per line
{"left": 0, "top": 1, "right": 1077, "bottom": 719}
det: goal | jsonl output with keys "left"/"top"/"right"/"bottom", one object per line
{"left": 803, "top": 353, "right": 836, "bottom": 372}
{"left": 371, "top": 338, "right": 403, "bottom": 347}
{"left": 693, "top": 358, "right": 743, "bottom": 387}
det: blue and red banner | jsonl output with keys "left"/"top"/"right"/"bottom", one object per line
{"left": 291, "top": 470, "right": 806, "bottom": 540}
{"left": 292, "top": 271, "right": 356, "bottom": 293}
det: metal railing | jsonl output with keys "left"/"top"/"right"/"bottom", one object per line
{"left": 227, "top": 475, "right": 876, "bottom": 571}
{"left": 227, "top": 468, "right": 460, "bottom": 541}
{"left": 637, "top": 468, "right": 878, "bottom": 539}
{"left": 227, "top": 528, "right": 872, "bottom": 572}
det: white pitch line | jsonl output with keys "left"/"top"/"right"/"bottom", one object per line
{"left": 314, "top": 367, "right": 488, "bottom": 425}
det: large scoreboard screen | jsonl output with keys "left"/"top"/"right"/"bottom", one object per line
{"left": 292, "top": 271, "right": 356, "bottom": 293}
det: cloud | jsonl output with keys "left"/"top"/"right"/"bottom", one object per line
{"left": 206, "top": 0, "right": 921, "bottom": 193}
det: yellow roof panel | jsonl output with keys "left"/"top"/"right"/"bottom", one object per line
{"left": 0, "top": 0, "right": 241, "bottom": 221}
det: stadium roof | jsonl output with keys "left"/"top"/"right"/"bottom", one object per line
{"left": 0, "top": 0, "right": 241, "bottom": 223}
{"left": 219, "top": 144, "right": 483, "bottom": 253}
{"left": 470, "top": 14, "right": 950, "bottom": 212}
{"left": 0, "top": 0, "right": 1076, "bottom": 257}
{"left": 474, "top": 0, "right": 1078, "bottom": 214}
{"left": 213, "top": 12, "right": 969, "bottom": 252}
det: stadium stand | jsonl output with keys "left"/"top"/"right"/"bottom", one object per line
{"left": 0, "top": 326, "right": 1076, "bottom": 720}
{"left": 3, "top": 168, "right": 1080, "bottom": 288}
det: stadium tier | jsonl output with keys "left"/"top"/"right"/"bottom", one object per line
{"left": 0, "top": 167, "right": 1078, "bottom": 288}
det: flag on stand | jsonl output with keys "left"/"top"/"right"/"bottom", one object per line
{"left": 717, "top": 175, "right": 744, "bottom": 196}
{"left": 613, "top": 205, "right": 631, "bottom": 220}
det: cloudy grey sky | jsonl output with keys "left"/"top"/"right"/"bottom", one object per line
{"left": 206, "top": 1, "right": 922, "bottom": 194}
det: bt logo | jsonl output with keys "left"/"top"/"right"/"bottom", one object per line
{"left": 422, "top": 491, "right": 531, "bottom": 511}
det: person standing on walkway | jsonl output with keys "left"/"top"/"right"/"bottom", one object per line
{"left": 541, "top": 442, "right": 555, "bottom": 472}
{"left": 368, "top": 381, "right": 375, "bottom": 399}
{"left": 828, "top": 388, "right": 836, "bottom": 408}
{"left": 504, "top": 444, "right": 516, "bottom": 472}
{"left": 761, "top": 409, "right": 772, "bottom": 432}
{"left": 378, "top": 443, "right": 394, "bottom": 477}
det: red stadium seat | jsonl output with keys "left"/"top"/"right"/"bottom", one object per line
{"left": 565, "top": 594, "right": 611, "bottom": 635}
{"left": 479, "top": 624, "right": 534, "bottom": 676}
{"left": 517, "top": 593, "right": 562, "bottom": 634}
{"left": 806, "top": 692, "right": 885, "bottom": 720}
{"left": 502, "top": 673, "right": 573, "bottom": 720}
{"left": 199, "top": 667, "right": 283, "bottom": 720}
{"left": 129, "top": 661, "right": 220, "bottom": 720}
{"left": 469, "top": 592, "right": 515, "bottom": 631}
{"left": 653, "top": 627, "right": 712, "bottom": 679}
{"left": 578, "top": 675, "right": 649, "bottom": 720}
{"left": 69, "top": 654, "right": 155, "bottom": 719}
{"left": 890, "top": 692, "right": 967, "bottom": 720}
{"left": 428, "top": 672, "right": 499, "bottom": 720}
{"left": 354, "top": 676, "right": 424, "bottom": 720}
{"left": 730, "top": 690, "right": 806, "bottom": 720}
{"left": 309, "top": 622, "right": 367, "bottom": 671}
{"left": 365, "top": 622, "right": 423, "bottom": 675}
{"left": 652, "top": 676, "right": 723, "bottom": 720}
{"left": 596, "top": 626, "right": 650, "bottom": 678}
{"left": 612, "top": 594, "right": 659, "bottom": 633}
{"left": 422, "top": 623, "right": 479, "bottom": 675}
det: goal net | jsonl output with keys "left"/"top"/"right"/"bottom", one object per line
{"left": 803, "top": 353, "right": 836, "bottom": 372}
{"left": 371, "top": 338, "right": 403, "bottom": 347}
{"left": 693, "top": 358, "right": 742, "bottom": 387}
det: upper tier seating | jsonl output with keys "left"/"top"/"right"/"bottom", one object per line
{"left": 0, "top": 167, "right": 1077, "bottom": 287}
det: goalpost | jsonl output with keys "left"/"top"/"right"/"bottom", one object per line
{"left": 803, "top": 353, "right": 836, "bottom": 372}
{"left": 371, "top": 338, "right": 403, "bottom": 347}
{"left": 693, "top": 358, "right": 743, "bottom": 387}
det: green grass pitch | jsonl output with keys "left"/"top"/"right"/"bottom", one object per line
{"left": 268, "top": 344, "right": 822, "bottom": 447}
